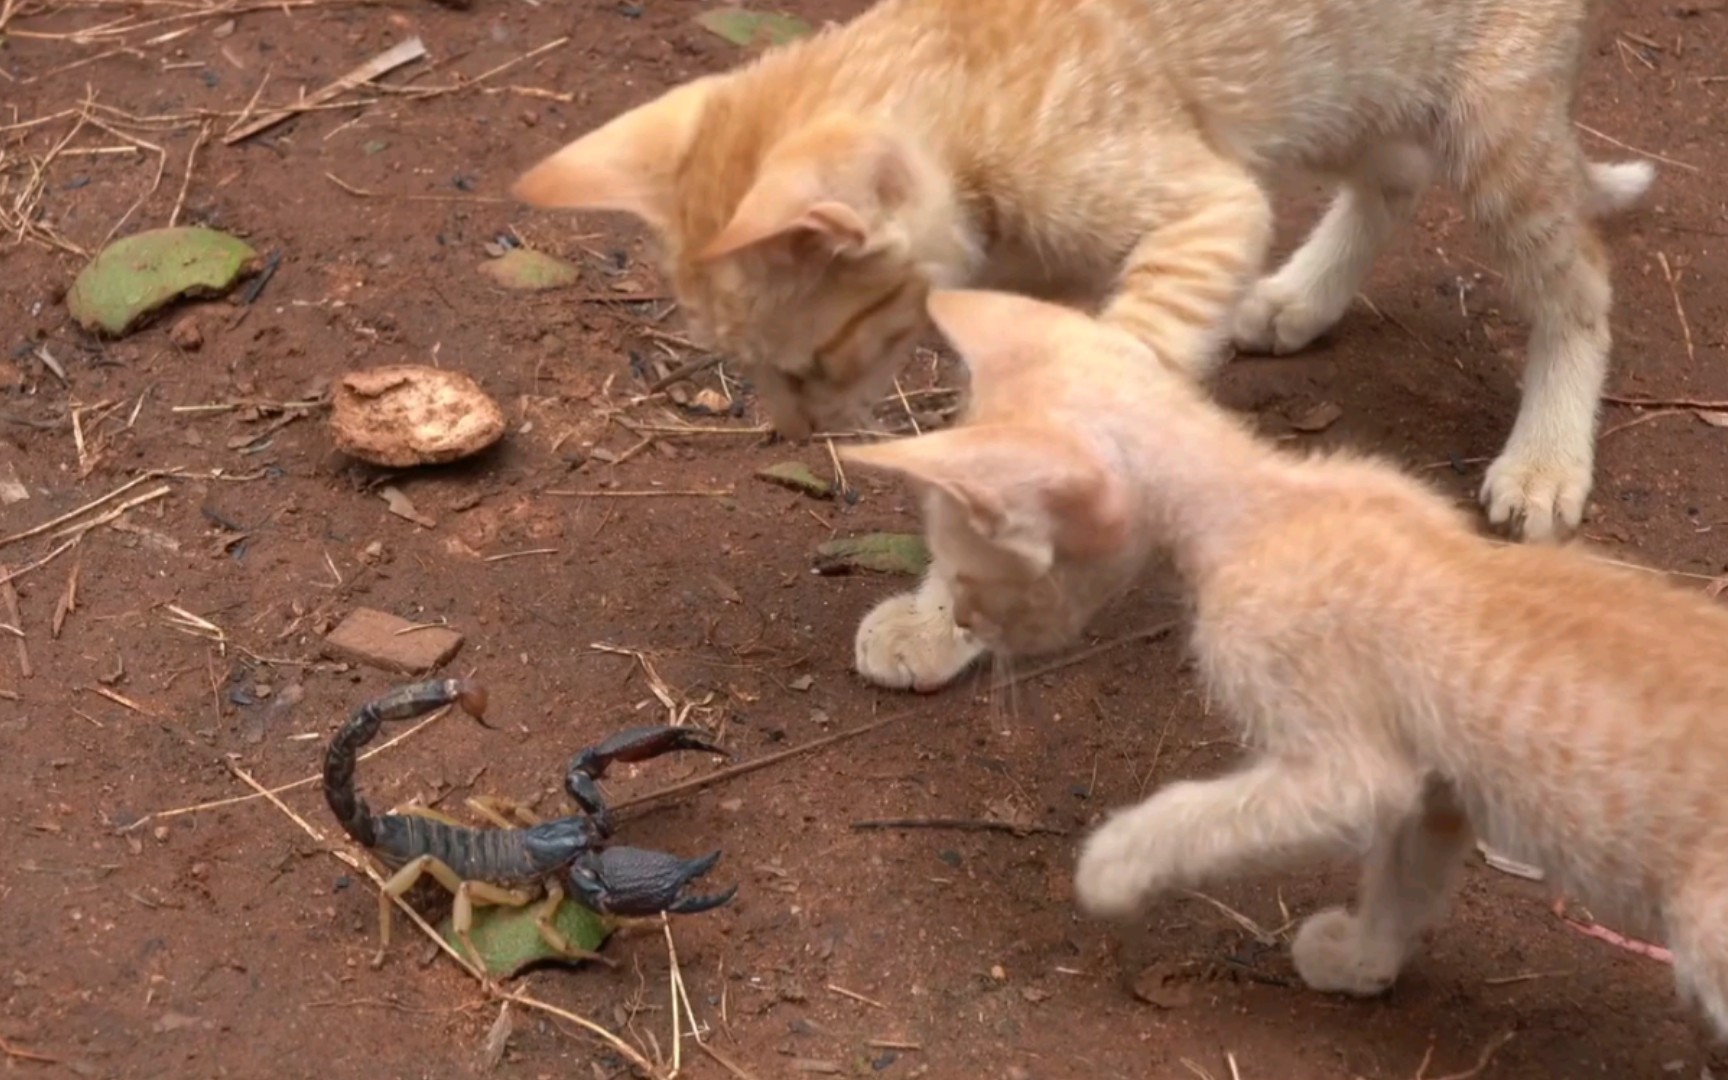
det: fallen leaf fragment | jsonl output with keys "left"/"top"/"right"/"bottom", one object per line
{"left": 478, "top": 248, "right": 580, "bottom": 291}
{"left": 439, "top": 897, "right": 611, "bottom": 980}
{"left": 813, "top": 533, "right": 930, "bottom": 576}
{"left": 67, "top": 226, "right": 258, "bottom": 336}
{"left": 694, "top": 7, "right": 813, "bottom": 47}
{"left": 1696, "top": 409, "right": 1728, "bottom": 428}
{"left": 756, "top": 460, "right": 832, "bottom": 499}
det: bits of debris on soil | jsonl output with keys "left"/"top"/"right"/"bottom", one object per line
{"left": 812, "top": 533, "right": 930, "bottom": 576}
{"left": 1287, "top": 400, "right": 1344, "bottom": 434}
{"left": 328, "top": 365, "right": 505, "bottom": 467}
{"left": 477, "top": 248, "right": 581, "bottom": 291}
{"left": 168, "top": 314, "right": 204, "bottom": 351}
{"left": 1129, "top": 961, "right": 1195, "bottom": 1009}
{"left": 66, "top": 226, "right": 258, "bottom": 337}
{"left": 756, "top": 460, "right": 833, "bottom": 500}
{"left": 321, "top": 607, "right": 464, "bottom": 675}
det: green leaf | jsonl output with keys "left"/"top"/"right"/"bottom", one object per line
{"left": 439, "top": 896, "right": 613, "bottom": 980}
{"left": 755, "top": 460, "right": 832, "bottom": 500}
{"left": 67, "top": 226, "right": 257, "bottom": 337}
{"left": 478, "top": 248, "right": 581, "bottom": 291}
{"left": 813, "top": 532, "right": 930, "bottom": 577}
{"left": 694, "top": 7, "right": 813, "bottom": 48}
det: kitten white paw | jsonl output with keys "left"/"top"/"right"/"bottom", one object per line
{"left": 1479, "top": 444, "right": 1590, "bottom": 542}
{"left": 854, "top": 591, "right": 985, "bottom": 693}
{"left": 1291, "top": 907, "right": 1403, "bottom": 996}
{"left": 1229, "top": 276, "right": 1349, "bottom": 356}
{"left": 1073, "top": 815, "right": 1156, "bottom": 919}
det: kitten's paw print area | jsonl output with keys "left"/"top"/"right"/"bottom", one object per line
{"left": 1291, "top": 907, "right": 1403, "bottom": 996}
{"left": 1479, "top": 445, "right": 1590, "bottom": 543}
{"left": 1229, "top": 274, "right": 1350, "bottom": 356}
{"left": 1073, "top": 816, "right": 1154, "bottom": 920}
{"left": 853, "top": 591, "right": 985, "bottom": 693}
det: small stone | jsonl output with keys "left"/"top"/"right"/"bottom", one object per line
{"left": 360, "top": 540, "right": 384, "bottom": 563}
{"left": 153, "top": 825, "right": 170, "bottom": 843}
{"left": 168, "top": 314, "right": 203, "bottom": 350}
{"left": 788, "top": 674, "right": 815, "bottom": 692}
{"left": 321, "top": 607, "right": 464, "bottom": 675}
{"left": 989, "top": 964, "right": 1007, "bottom": 981}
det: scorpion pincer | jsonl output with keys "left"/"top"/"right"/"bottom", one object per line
{"left": 323, "top": 677, "right": 738, "bottom": 969}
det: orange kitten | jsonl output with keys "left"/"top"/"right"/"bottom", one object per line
{"left": 513, "top": 0, "right": 1651, "bottom": 542}
{"left": 848, "top": 287, "right": 1728, "bottom": 1050}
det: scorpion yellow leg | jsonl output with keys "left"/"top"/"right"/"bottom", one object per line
{"left": 530, "top": 881, "right": 617, "bottom": 969}
{"left": 372, "top": 854, "right": 462, "bottom": 968}
{"left": 466, "top": 794, "right": 544, "bottom": 827}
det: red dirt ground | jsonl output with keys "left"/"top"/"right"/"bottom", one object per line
{"left": 2, "top": 1, "right": 1726, "bottom": 1077}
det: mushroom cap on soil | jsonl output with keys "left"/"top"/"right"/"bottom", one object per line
{"left": 329, "top": 365, "right": 506, "bottom": 467}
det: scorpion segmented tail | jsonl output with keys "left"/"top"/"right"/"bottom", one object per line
{"left": 322, "top": 678, "right": 488, "bottom": 851}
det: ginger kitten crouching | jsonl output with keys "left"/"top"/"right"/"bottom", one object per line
{"left": 847, "top": 288, "right": 1728, "bottom": 1047}
{"left": 514, "top": 0, "right": 1652, "bottom": 548}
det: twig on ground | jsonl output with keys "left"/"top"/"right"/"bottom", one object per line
{"left": 1414, "top": 1030, "right": 1515, "bottom": 1080}
{"left": 126, "top": 706, "right": 453, "bottom": 830}
{"left": 990, "top": 622, "right": 1179, "bottom": 693}
{"left": 0, "top": 566, "right": 30, "bottom": 678}
{"left": 1551, "top": 897, "right": 1674, "bottom": 962}
{"left": 826, "top": 983, "right": 887, "bottom": 1009}
{"left": 1603, "top": 393, "right": 1728, "bottom": 410}
{"left": 0, "top": 470, "right": 176, "bottom": 549}
{"left": 1599, "top": 408, "right": 1689, "bottom": 439}
{"left": 224, "top": 37, "right": 427, "bottom": 145}
{"left": 1573, "top": 121, "right": 1698, "bottom": 172}
{"left": 851, "top": 817, "right": 1068, "bottom": 837}
{"left": 0, "top": 1034, "right": 58, "bottom": 1064}
{"left": 482, "top": 548, "right": 558, "bottom": 563}
{"left": 697, "top": 1042, "right": 760, "bottom": 1080}
{"left": 646, "top": 354, "right": 721, "bottom": 394}
{"left": 612, "top": 706, "right": 922, "bottom": 814}
{"left": 167, "top": 120, "right": 210, "bottom": 226}
{"left": 0, "top": 536, "right": 81, "bottom": 592}
{"left": 544, "top": 488, "right": 735, "bottom": 499}
{"left": 1656, "top": 252, "right": 1698, "bottom": 369}
{"left": 324, "top": 171, "right": 509, "bottom": 203}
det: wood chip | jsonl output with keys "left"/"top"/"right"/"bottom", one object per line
{"left": 322, "top": 607, "right": 464, "bottom": 675}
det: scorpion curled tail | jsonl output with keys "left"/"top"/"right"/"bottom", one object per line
{"left": 322, "top": 678, "right": 488, "bottom": 850}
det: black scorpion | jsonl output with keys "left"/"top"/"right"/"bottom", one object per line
{"left": 323, "top": 677, "right": 736, "bottom": 969}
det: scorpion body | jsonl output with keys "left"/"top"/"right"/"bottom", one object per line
{"left": 323, "top": 678, "right": 736, "bottom": 969}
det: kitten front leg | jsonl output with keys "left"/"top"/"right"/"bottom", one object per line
{"left": 854, "top": 571, "right": 985, "bottom": 693}
{"left": 1460, "top": 117, "right": 1618, "bottom": 542}
{"left": 1293, "top": 775, "right": 1474, "bottom": 997}
{"left": 1075, "top": 757, "right": 1418, "bottom": 919}
{"left": 1101, "top": 155, "right": 1272, "bottom": 380}
{"left": 1232, "top": 143, "right": 1431, "bottom": 356}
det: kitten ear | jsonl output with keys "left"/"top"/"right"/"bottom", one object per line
{"left": 698, "top": 118, "right": 914, "bottom": 262}
{"left": 844, "top": 427, "right": 1130, "bottom": 566}
{"left": 510, "top": 78, "right": 715, "bottom": 228}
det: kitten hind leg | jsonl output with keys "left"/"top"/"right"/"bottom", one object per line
{"left": 1075, "top": 755, "right": 1420, "bottom": 920}
{"left": 1293, "top": 775, "right": 1474, "bottom": 997}
{"left": 1232, "top": 141, "right": 1432, "bottom": 357}
{"left": 1456, "top": 108, "right": 1617, "bottom": 542}
{"left": 854, "top": 571, "right": 985, "bottom": 693}
{"left": 1667, "top": 863, "right": 1728, "bottom": 1063}
{"left": 1101, "top": 149, "right": 1272, "bottom": 380}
